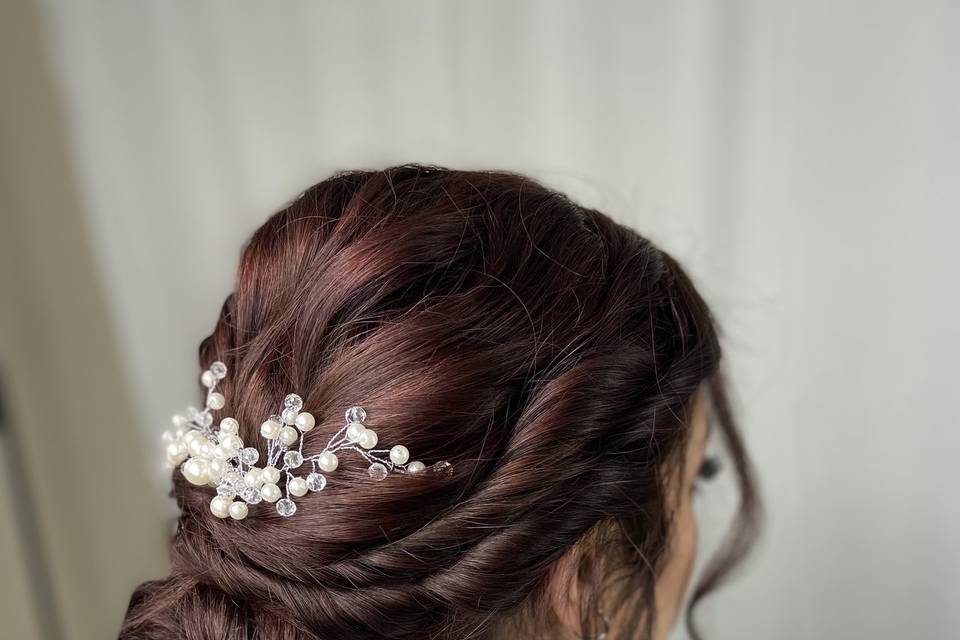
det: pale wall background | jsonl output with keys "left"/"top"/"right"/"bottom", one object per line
{"left": 1, "top": 1, "right": 957, "bottom": 639}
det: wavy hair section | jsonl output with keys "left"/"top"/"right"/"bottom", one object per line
{"left": 121, "top": 165, "right": 758, "bottom": 640}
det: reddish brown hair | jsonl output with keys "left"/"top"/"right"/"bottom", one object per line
{"left": 121, "top": 166, "right": 758, "bottom": 639}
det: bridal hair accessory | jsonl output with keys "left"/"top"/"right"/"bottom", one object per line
{"left": 162, "top": 362, "right": 452, "bottom": 520}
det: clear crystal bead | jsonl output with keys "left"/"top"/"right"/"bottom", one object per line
{"left": 368, "top": 463, "right": 388, "bottom": 481}
{"left": 284, "top": 394, "right": 303, "bottom": 411}
{"left": 281, "top": 407, "right": 299, "bottom": 425}
{"left": 345, "top": 406, "right": 367, "bottom": 424}
{"left": 216, "top": 482, "right": 236, "bottom": 499}
{"left": 239, "top": 447, "right": 259, "bottom": 465}
{"left": 269, "top": 414, "right": 283, "bottom": 425}
{"left": 276, "top": 498, "right": 297, "bottom": 517}
{"left": 306, "top": 473, "right": 327, "bottom": 492}
{"left": 240, "top": 486, "right": 262, "bottom": 504}
{"left": 283, "top": 451, "right": 304, "bottom": 468}
{"left": 195, "top": 412, "right": 213, "bottom": 428}
{"left": 431, "top": 461, "right": 453, "bottom": 475}
{"left": 210, "top": 361, "right": 228, "bottom": 379}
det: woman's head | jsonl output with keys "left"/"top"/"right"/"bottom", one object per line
{"left": 122, "top": 165, "right": 758, "bottom": 640}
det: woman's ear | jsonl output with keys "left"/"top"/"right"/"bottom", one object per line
{"left": 548, "top": 543, "right": 584, "bottom": 634}
{"left": 547, "top": 531, "right": 610, "bottom": 639}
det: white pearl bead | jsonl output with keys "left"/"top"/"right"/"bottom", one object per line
{"left": 260, "top": 419, "right": 282, "bottom": 439}
{"left": 282, "top": 407, "right": 299, "bottom": 425}
{"left": 244, "top": 468, "right": 264, "bottom": 487}
{"left": 207, "top": 392, "right": 226, "bottom": 410}
{"left": 358, "top": 429, "right": 378, "bottom": 450}
{"left": 181, "top": 458, "right": 210, "bottom": 485}
{"left": 166, "top": 442, "right": 187, "bottom": 464}
{"left": 187, "top": 437, "right": 206, "bottom": 457}
{"left": 260, "top": 483, "right": 281, "bottom": 502}
{"left": 390, "top": 445, "right": 410, "bottom": 465}
{"left": 208, "top": 458, "right": 228, "bottom": 480}
{"left": 261, "top": 466, "right": 281, "bottom": 484}
{"left": 346, "top": 422, "right": 365, "bottom": 442}
{"left": 201, "top": 370, "right": 216, "bottom": 388}
{"left": 318, "top": 452, "right": 339, "bottom": 472}
{"left": 219, "top": 417, "right": 239, "bottom": 435}
{"left": 220, "top": 434, "right": 242, "bottom": 451}
{"left": 199, "top": 441, "right": 213, "bottom": 458}
{"left": 406, "top": 460, "right": 426, "bottom": 474}
{"left": 288, "top": 477, "right": 308, "bottom": 497}
{"left": 172, "top": 414, "right": 189, "bottom": 428}
{"left": 295, "top": 412, "right": 315, "bottom": 432}
{"left": 212, "top": 445, "right": 229, "bottom": 460}
{"left": 210, "top": 496, "right": 231, "bottom": 518}
{"left": 278, "top": 426, "right": 299, "bottom": 446}
{"left": 228, "top": 501, "right": 248, "bottom": 520}
{"left": 184, "top": 429, "right": 202, "bottom": 445}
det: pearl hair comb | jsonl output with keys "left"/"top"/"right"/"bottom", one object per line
{"left": 162, "top": 362, "right": 451, "bottom": 520}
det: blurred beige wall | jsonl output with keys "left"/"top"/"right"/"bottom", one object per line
{"left": 0, "top": 0, "right": 168, "bottom": 638}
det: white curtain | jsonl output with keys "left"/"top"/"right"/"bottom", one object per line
{"left": 33, "top": 1, "right": 960, "bottom": 638}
